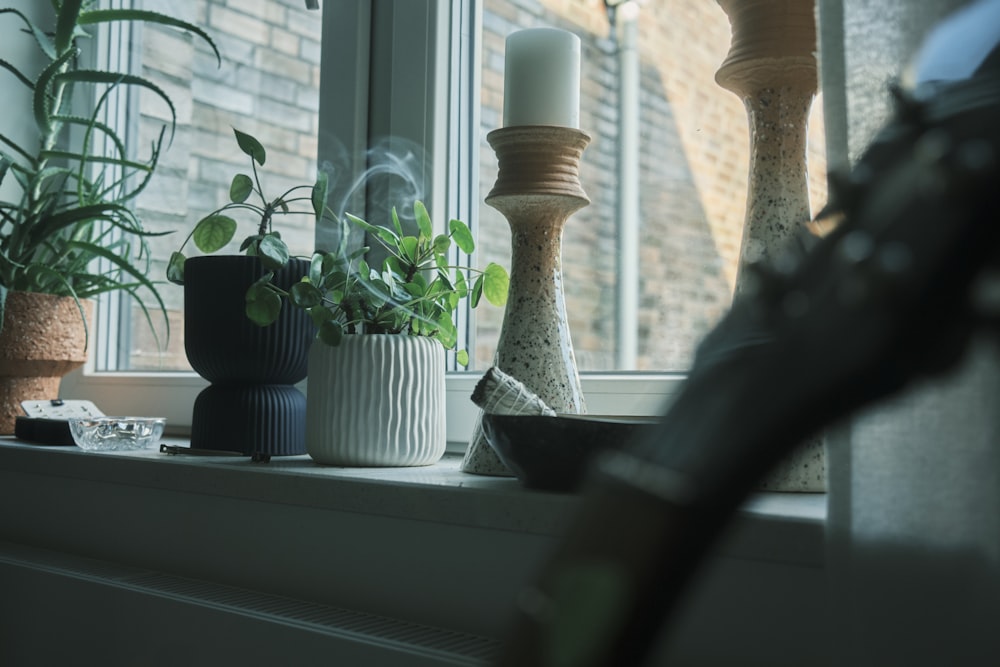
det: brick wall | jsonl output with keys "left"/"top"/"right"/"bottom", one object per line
{"left": 474, "top": 0, "right": 827, "bottom": 371}
{"left": 127, "top": 0, "right": 826, "bottom": 373}
{"left": 129, "top": 0, "right": 322, "bottom": 369}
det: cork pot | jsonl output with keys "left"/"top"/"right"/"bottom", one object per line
{"left": 306, "top": 334, "right": 446, "bottom": 467}
{"left": 0, "top": 292, "right": 93, "bottom": 434}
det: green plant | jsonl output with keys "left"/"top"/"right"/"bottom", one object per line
{"left": 168, "top": 129, "right": 509, "bottom": 366}
{"left": 0, "top": 0, "right": 219, "bottom": 338}
{"left": 166, "top": 127, "right": 328, "bottom": 284}
{"left": 271, "top": 201, "right": 509, "bottom": 365}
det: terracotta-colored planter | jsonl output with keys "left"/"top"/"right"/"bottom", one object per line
{"left": 0, "top": 292, "right": 93, "bottom": 434}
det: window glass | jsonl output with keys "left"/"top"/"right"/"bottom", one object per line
{"left": 473, "top": 0, "right": 827, "bottom": 371}
{"left": 111, "top": 0, "right": 322, "bottom": 371}
{"left": 108, "top": 0, "right": 826, "bottom": 377}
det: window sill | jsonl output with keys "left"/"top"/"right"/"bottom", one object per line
{"left": 0, "top": 437, "right": 829, "bottom": 665}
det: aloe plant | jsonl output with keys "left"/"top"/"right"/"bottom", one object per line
{"left": 0, "top": 0, "right": 219, "bottom": 341}
{"left": 168, "top": 129, "right": 509, "bottom": 366}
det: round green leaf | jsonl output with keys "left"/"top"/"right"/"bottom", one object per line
{"left": 230, "top": 174, "right": 253, "bottom": 203}
{"left": 309, "top": 253, "right": 324, "bottom": 283}
{"left": 311, "top": 171, "right": 329, "bottom": 220}
{"left": 436, "top": 312, "right": 457, "bottom": 349}
{"left": 166, "top": 251, "right": 186, "bottom": 285}
{"left": 414, "top": 200, "right": 433, "bottom": 239}
{"left": 454, "top": 269, "right": 468, "bottom": 298}
{"left": 432, "top": 234, "right": 451, "bottom": 255}
{"left": 257, "top": 233, "right": 289, "bottom": 270}
{"left": 456, "top": 349, "right": 470, "bottom": 367}
{"left": 449, "top": 218, "right": 475, "bottom": 254}
{"left": 400, "top": 236, "right": 418, "bottom": 263}
{"left": 318, "top": 319, "right": 343, "bottom": 346}
{"left": 245, "top": 284, "right": 282, "bottom": 326}
{"left": 234, "top": 128, "right": 266, "bottom": 165}
{"left": 309, "top": 305, "right": 335, "bottom": 327}
{"left": 290, "top": 281, "right": 322, "bottom": 308}
{"left": 470, "top": 274, "right": 484, "bottom": 308}
{"left": 482, "top": 262, "right": 510, "bottom": 306}
{"left": 192, "top": 215, "right": 237, "bottom": 253}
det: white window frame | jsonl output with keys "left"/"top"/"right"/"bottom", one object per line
{"left": 60, "top": 0, "right": 682, "bottom": 440}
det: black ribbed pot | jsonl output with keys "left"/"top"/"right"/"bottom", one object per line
{"left": 184, "top": 256, "right": 314, "bottom": 456}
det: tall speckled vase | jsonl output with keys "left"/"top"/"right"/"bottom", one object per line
{"left": 716, "top": 0, "right": 826, "bottom": 491}
{"left": 462, "top": 125, "right": 590, "bottom": 476}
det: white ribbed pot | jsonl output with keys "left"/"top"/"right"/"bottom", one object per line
{"left": 306, "top": 334, "right": 446, "bottom": 466}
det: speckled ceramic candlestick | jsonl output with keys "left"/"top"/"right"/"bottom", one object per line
{"left": 717, "top": 0, "right": 825, "bottom": 492}
{"left": 716, "top": 0, "right": 818, "bottom": 288}
{"left": 462, "top": 125, "right": 590, "bottom": 476}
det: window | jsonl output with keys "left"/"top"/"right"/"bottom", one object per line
{"left": 65, "top": 0, "right": 826, "bottom": 437}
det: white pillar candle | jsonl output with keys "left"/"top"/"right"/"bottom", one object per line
{"left": 502, "top": 28, "right": 581, "bottom": 128}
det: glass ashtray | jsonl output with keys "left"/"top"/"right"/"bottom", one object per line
{"left": 68, "top": 417, "right": 166, "bottom": 451}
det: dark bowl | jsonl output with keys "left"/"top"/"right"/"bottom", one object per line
{"left": 480, "top": 413, "right": 659, "bottom": 492}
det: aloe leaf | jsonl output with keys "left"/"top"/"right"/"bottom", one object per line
{"left": 234, "top": 128, "right": 266, "bottom": 166}
{"left": 449, "top": 218, "right": 475, "bottom": 254}
{"left": 0, "top": 58, "right": 34, "bottom": 90}
{"left": 78, "top": 9, "right": 221, "bottom": 66}
{"left": 55, "top": 0, "right": 85, "bottom": 54}
{"left": 40, "top": 149, "right": 155, "bottom": 173}
{"left": 51, "top": 114, "right": 127, "bottom": 160}
{"left": 58, "top": 70, "right": 177, "bottom": 138}
{"left": 64, "top": 239, "right": 168, "bottom": 321}
{"left": 192, "top": 215, "right": 238, "bottom": 253}
{"left": 0, "top": 132, "right": 36, "bottom": 166}
{"left": 0, "top": 8, "right": 56, "bottom": 59}
{"left": 33, "top": 47, "right": 79, "bottom": 134}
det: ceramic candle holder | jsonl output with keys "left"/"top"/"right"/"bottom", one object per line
{"left": 716, "top": 0, "right": 826, "bottom": 492}
{"left": 462, "top": 125, "right": 591, "bottom": 476}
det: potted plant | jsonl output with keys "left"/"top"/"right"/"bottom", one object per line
{"left": 0, "top": 1, "right": 219, "bottom": 433}
{"left": 255, "top": 199, "right": 510, "bottom": 466}
{"left": 171, "top": 129, "right": 510, "bottom": 465}
{"left": 167, "top": 129, "right": 320, "bottom": 456}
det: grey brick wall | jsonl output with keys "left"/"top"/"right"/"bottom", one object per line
{"left": 126, "top": 0, "right": 826, "bottom": 374}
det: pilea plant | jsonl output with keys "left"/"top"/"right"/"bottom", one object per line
{"left": 166, "top": 127, "right": 326, "bottom": 285}
{"left": 258, "top": 201, "right": 509, "bottom": 365}
{"left": 167, "top": 129, "right": 509, "bottom": 366}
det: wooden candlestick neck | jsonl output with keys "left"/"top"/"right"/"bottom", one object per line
{"left": 714, "top": 0, "right": 818, "bottom": 94}
{"left": 486, "top": 125, "right": 591, "bottom": 203}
